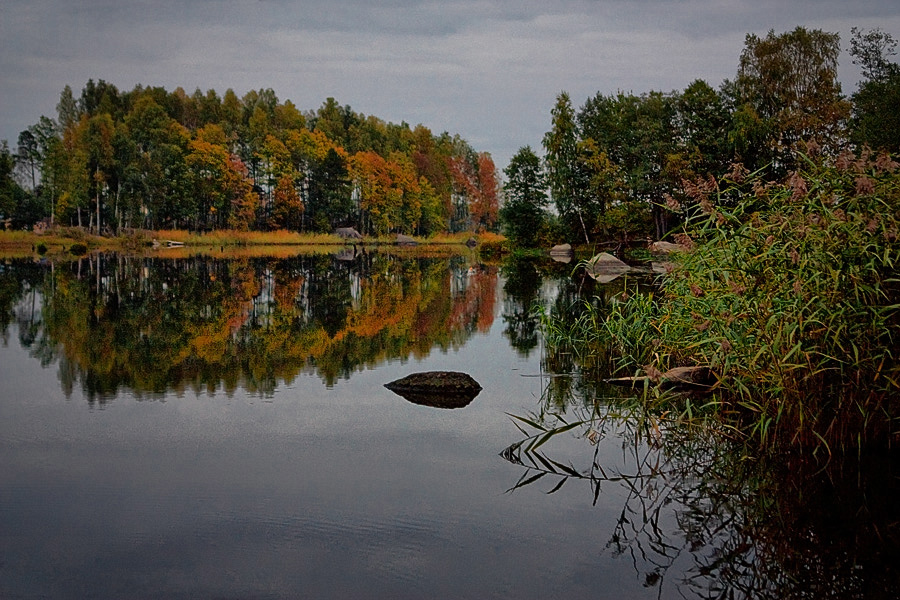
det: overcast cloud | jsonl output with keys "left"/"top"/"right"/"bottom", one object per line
{"left": 2, "top": 0, "right": 899, "bottom": 168}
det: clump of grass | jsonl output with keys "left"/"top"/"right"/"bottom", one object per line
{"left": 54, "top": 226, "right": 87, "bottom": 241}
{"left": 479, "top": 238, "right": 509, "bottom": 259}
{"left": 69, "top": 242, "right": 88, "bottom": 256}
{"left": 426, "top": 232, "right": 473, "bottom": 245}
{"left": 624, "top": 246, "right": 652, "bottom": 261}
{"left": 154, "top": 229, "right": 344, "bottom": 246}
{"left": 118, "top": 229, "right": 153, "bottom": 250}
{"left": 547, "top": 150, "right": 900, "bottom": 452}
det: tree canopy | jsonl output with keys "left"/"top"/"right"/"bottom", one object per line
{"left": 516, "top": 25, "right": 899, "bottom": 246}
{"left": 3, "top": 83, "right": 499, "bottom": 236}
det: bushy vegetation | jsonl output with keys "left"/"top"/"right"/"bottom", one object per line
{"left": 69, "top": 243, "right": 88, "bottom": 256}
{"left": 550, "top": 150, "right": 900, "bottom": 451}
{"left": 501, "top": 26, "right": 900, "bottom": 249}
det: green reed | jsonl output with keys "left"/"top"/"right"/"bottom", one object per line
{"left": 543, "top": 150, "right": 900, "bottom": 452}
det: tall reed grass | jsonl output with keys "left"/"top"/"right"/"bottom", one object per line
{"left": 547, "top": 150, "right": 900, "bottom": 452}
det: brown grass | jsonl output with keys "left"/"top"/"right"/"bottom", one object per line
{"left": 0, "top": 228, "right": 506, "bottom": 258}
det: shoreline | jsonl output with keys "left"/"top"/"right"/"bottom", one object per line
{"left": 0, "top": 228, "right": 504, "bottom": 259}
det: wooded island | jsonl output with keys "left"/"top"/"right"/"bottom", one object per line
{"left": 2, "top": 25, "right": 899, "bottom": 249}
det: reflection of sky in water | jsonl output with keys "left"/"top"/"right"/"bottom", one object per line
{"left": 3, "top": 257, "right": 894, "bottom": 598}
{"left": 0, "top": 269, "right": 651, "bottom": 600}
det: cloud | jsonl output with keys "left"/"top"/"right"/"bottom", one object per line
{"left": 2, "top": 0, "right": 899, "bottom": 167}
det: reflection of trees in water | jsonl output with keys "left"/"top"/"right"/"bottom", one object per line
{"left": 538, "top": 265, "right": 661, "bottom": 411}
{"left": 501, "top": 255, "right": 546, "bottom": 356}
{"left": 0, "top": 260, "right": 45, "bottom": 346}
{"left": 502, "top": 384, "right": 900, "bottom": 599}
{"left": 498, "top": 256, "right": 900, "bottom": 597}
{"left": 0, "top": 253, "right": 498, "bottom": 402}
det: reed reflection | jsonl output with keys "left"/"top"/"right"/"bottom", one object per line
{"left": 502, "top": 372, "right": 900, "bottom": 599}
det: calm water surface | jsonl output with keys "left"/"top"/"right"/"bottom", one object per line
{"left": 1, "top": 252, "right": 897, "bottom": 599}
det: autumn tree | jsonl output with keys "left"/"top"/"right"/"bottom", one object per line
{"left": 84, "top": 113, "right": 117, "bottom": 232}
{"left": 471, "top": 153, "right": 499, "bottom": 232}
{"left": 448, "top": 153, "right": 476, "bottom": 232}
{"left": 271, "top": 174, "right": 304, "bottom": 231}
{"left": 351, "top": 150, "right": 393, "bottom": 235}
{"left": 52, "top": 117, "right": 90, "bottom": 226}
{"left": 227, "top": 155, "right": 258, "bottom": 230}
{"left": 12, "top": 81, "right": 489, "bottom": 234}
{"left": 186, "top": 138, "right": 236, "bottom": 228}
{"left": 410, "top": 125, "right": 453, "bottom": 229}
{"left": 732, "top": 26, "right": 850, "bottom": 174}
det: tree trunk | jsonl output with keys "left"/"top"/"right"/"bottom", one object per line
{"left": 577, "top": 209, "right": 590, "bottom": 244}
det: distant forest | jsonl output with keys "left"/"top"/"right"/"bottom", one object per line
{"left": 3, "top": 26, "right": 900, "bottom": 243}
{"left": 2, "top": 84, "right": 499, "bottom": 236}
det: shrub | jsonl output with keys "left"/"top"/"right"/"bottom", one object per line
{"left": 69, "top": 243, "right": 88, "bottom": 256}
{"left": 479, "top": 239, "right": 509, "bottom": 259}
{"left": 556, "top": 150, "right": 900, "bottom": 451}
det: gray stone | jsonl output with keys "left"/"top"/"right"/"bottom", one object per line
{"left": 335, "top": 227, "right": 363, "bottom": 239}
{"left": 550, "top": 243, "right": 574, "bottom": 263}
{"left": 649, "top": 241, "right": 688, "bottom": 254}
{"left": 585, "top": 252, "right": 631, "bottom": 283}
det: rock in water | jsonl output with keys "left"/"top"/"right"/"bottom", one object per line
{"left": 385, "top": 371, "right": 482, "bottom": 409}
{"left": 585, "top": 252, "right": 631, "bottom": 284}
{"left": 649, "top": 240, "right": 689, "bottom": 254}
{"left": 549, "top": 243, "right": 574, "bottom": 263}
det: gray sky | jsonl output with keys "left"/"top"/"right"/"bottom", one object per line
{"left": 2, "top": 0, "right": 899, "bottom": 169}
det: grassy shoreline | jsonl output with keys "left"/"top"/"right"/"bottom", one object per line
{"left": 0, "top": 228, "right": 505, "bottom": 258}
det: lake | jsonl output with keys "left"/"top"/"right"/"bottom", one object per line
{"left": 1, "top": 250, "right": 897, "bottom": 599}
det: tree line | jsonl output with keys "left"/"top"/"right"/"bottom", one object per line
{"left": 1, "top": 85, "right": 499, "bottom": 235}
{"left": 502, "top": 26, "right": 900, "bottom": 246}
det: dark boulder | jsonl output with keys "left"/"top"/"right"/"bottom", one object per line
{"left": 385, "top": 371, "right": 482, "bottom": 409}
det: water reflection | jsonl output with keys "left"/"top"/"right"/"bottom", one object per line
{"left": 500, "top": 255, "right": 576, "bottom": 357}
{"left": 497, "top": 259, "right": 900, "bottom": 597}
{"left": 0, "top": 253, "right": 497, "bottom": 401}
{"left": 502, "top": 370, "right": 900, "bottom": 599}
{"left": 4, "top": 252, "right": 898, "bottom": 598}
